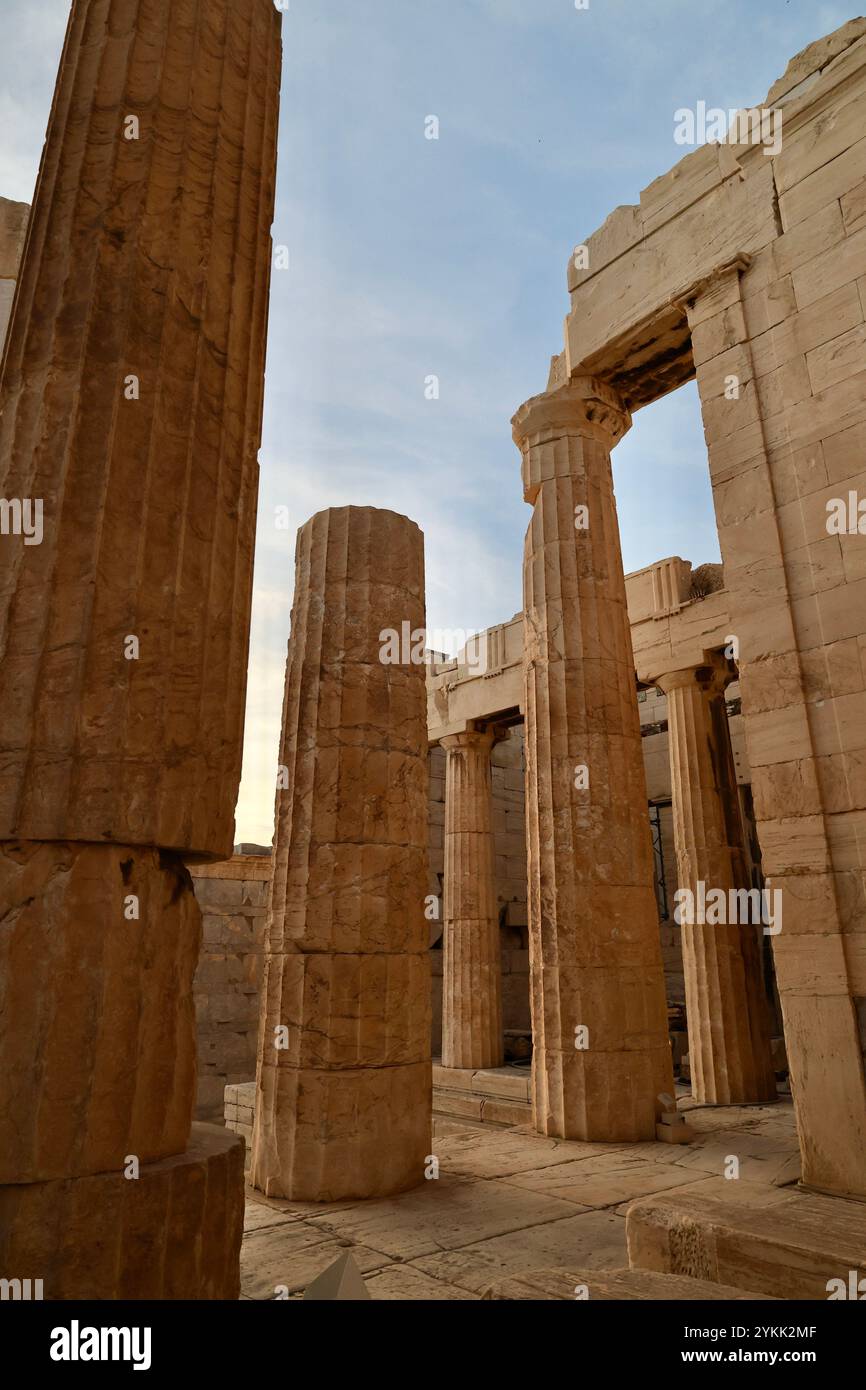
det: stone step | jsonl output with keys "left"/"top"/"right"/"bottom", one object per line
{"left": 432, "top": 1063, "right": 532, "bottom": 1100}
{"left": 433, "top": 1088, "right": 531, "bottom": 1127}
{"left": 482, "top": 1266, "right": 775, "bottom": 1300}
{"left": 432, "top": 1064, "right": 532, "bottom": 1127}
{"left": 627, "top": 1185, "right": 866, "bottom": 1299}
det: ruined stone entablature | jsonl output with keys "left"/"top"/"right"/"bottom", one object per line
{"left": 426, "top": 558, "right": 737, "bottom": 743}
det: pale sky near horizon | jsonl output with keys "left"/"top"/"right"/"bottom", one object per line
{"left": 0, "top": 0, "right": 856, "bottom": 843}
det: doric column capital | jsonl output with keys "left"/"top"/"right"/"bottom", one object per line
{"left": 512, "top": 378, "right": 631, "bottom": 506}
{"left": 440, "top": 725, "right": 495, "bottom": 754}
{"left": 656, "top": 656, "right": 730, "bottom": 699}
{"left": 511, "top": 375, "right": 631, "bottom": 455}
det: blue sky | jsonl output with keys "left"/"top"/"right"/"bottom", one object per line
{"left": 0, "top": 0, "right": 856, "bottom": 842}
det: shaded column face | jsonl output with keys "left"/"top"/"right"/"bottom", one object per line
{"left": 440, "top": 727, "right": 503, "bottom": 1071}
{"left": 658, "top": 664, "right": 776, "bottom": 1105}
{"left": 0, "top": 0, "right": 281, "bottom": 1293}
{"left": 251, "top": 507, "right": 432, "bottom": 1202}
{"left": 0, "top": 841, "right": 200, "bottom": 1183}
{"left": 512, "top": 377, "right": 674, "bottom": 1142}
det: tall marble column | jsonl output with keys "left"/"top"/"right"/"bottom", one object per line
{"left": 441, "top": 726, "right": 503, "bottom": 1070}
{"left": 0, "top": 0, "right": 281, "bottom": 1297}
{"left": 251, "top": 507, "right": 432, "bottom": 1202}
{"left": 657, "top": 663, "right": 776, "bottom": 1104}
{"left": 512, "top": 377, "right": 674, "bottom": 1141}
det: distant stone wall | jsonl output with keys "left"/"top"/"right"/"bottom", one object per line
{"left": 199, "top": 710, "right": 746, "bottom": 1087}
{"left": 491, "top": 731, "right": 531, "bottom": 1034}
{"left": 0, "top": 198, "right": 29, "bottom": 350}
{"left": 189, "top": 855, "right": 271, "bottom": 1119}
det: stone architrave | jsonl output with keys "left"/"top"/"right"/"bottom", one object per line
{"left": 0, "top": 0, "right": 282, "bottom": 1296}
{"left": 512, "top": 377, "right": 674, "bottom": 1141}
{"left": 441, "top": 726, "right": 504, "bottom": 1070}
{"left": 657, "top": 662, "right": 776, "bottom": 1104}
{"left": 251, "top": 507, "right": 432, "bottom": 1202}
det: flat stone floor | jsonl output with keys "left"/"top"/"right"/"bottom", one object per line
{"left": 241, "top": 1094, "right": 799, "bottom": 1299}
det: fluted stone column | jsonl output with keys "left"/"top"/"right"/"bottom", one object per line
{"left": 251, "top": 507, "right": 432, "bottom": 1202}
{"left": 0, "top": 0, "right": 281, "bottom": 1297}
{"left": 657, "top": 664, "right": 776, "bottom": 1105}
{"left": 441, "top": 726, "right": 503, "bottom": 1070}
{"left": 512, "top": 377, "right": 674, "bottom": 1141}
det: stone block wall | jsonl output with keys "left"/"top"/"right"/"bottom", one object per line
{"left": 189, "top": 855, "right": 271, "bottom": 1120}
{"left": 0, "top": 198, "right": 28, "bottom": 352}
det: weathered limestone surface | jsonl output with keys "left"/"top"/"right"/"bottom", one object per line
{"left": 428, "top": 728, "right": 530, "bottom": 1057}
{"left": 0, "top": 842, "right": 199, "bottom": 1182}
{"left": 441, "top": 727, "right": 504, "bottom": 1070}
{"left": 239, "top": 1102, "right": 801, "bottom": 1299}
{"left": 224, "top": 1080, "right": 255, "bottom": 1172}
{"left": 0, "top": 0, "right": 282, "bottom": 859}
{"left": 657, "top": 663, "right": 776, "bottom": 1104}
{"left": 482, "top": 1266, "right": 774, "bottom": 1300}
{"left": 0, "top": 197, "right": 28, "bottom": 352}
{"left": 627, "top": 1187, "right": 866, "bottom": 1300}
{"left": 563, "top": 19, "right": 866, "bottom": 1200}
{"left": 251, "top": 508, "right": 432, "bottom": 1201}
{"left": 0, "top": 1125, "right": 244, "bottom": 1300}
{"left": 0, "top": 198, "right": 28, "bottom": 280}
{"left": 191, "top": 854, "right": 272, "bottom": 1120}
{"left": 681, "top": 255, "right": 866, "bottom": 1198}
{"left": 0, "top": 0, "right": 281, "bottom": 1300}
{"left": 513, "top": 378, "right": 674, "bottom": 1141}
